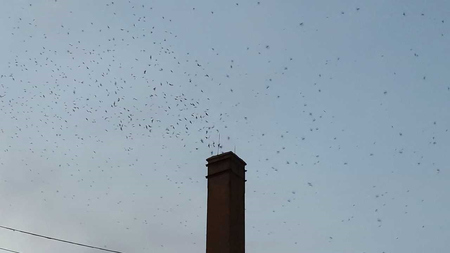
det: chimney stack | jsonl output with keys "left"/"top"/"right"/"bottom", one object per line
{"left": 206, "top": 151, "right": 246, "bottom": 253}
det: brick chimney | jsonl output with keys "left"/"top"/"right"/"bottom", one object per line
{"left": 206, "top": 151, "right": 246, "bottom": 253}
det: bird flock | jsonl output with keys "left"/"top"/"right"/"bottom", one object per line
{"left": 0, "top": 1, "right": 449, "bottom": 253}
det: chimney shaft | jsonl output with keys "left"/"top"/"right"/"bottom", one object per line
{"left": 206, "top": 152, "right": 246, "bottom": 253}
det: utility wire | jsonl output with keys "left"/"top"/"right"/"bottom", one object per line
{"left": 0, "top": 247, "right": 20, "bottom": 253}
{"left": 0, "top": 225, "right": 123, "bottom": 253}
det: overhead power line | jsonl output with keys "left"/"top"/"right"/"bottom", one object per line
{"left": 0, "top": 225, "right": 123, "bottom": 253}
{"left": 0, "top": 247, "right": 20, "bottom": 253}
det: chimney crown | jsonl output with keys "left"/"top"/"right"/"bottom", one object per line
{"left": 206, "top": 151, "right": 246, "bottom": 180}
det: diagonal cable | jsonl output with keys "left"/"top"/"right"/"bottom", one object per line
{"left": 0, "top": 225, "right": 123, "bottom": 253}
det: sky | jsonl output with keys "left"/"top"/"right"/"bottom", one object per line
{"left": 0, "top": 0, "right": 449, "bottom": 252}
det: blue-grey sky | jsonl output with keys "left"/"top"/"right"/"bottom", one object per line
{"left": 0, "top": 0, "right": 449, "bottom": 252}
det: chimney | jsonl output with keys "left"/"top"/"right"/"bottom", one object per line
{"left": 206, "top": 151, "right": 246, "bottom": 253}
